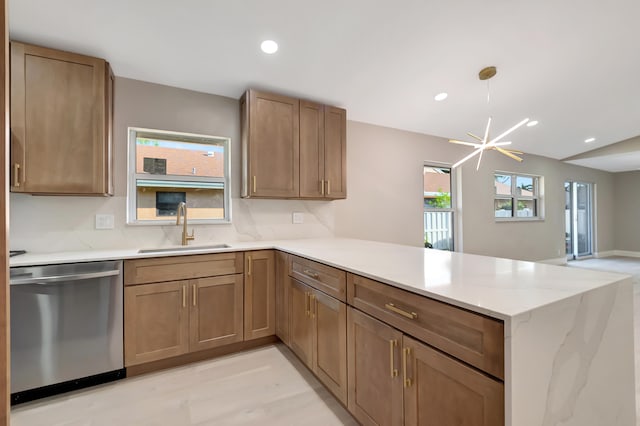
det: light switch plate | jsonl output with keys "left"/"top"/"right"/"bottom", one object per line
{"left": 95, "top": 214, "right": 115, "bottom": 230}
{"left": 292, "top": 212, "right": 304, "bottom": 224}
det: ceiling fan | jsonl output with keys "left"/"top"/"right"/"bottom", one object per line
{"left": 450, "top": 66, "right": 528, "bottom": 170}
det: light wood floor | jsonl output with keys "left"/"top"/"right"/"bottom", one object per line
{"left": 10, "top": 344, "right": 358, "bottom": 426}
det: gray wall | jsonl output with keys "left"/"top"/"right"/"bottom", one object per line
{"left": 9, "top": 77, "right": 620, "bottom": 260}
{"left": 614, "top": 171, "right": 640, "bottom": 252}
{"left": 336, "top": 121, "right": 616, "bottom": 261}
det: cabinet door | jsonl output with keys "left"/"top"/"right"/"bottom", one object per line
{"left": 275, "top": 251, "right": 290, "bottom": 345}
{"left": 403, "top": 335, "right": 504, "bottom": 426}
{"left": 244, "top": 250, "right": 276, "bottom": 340}
{"left": 124, "top": 281, "right": 189, "bottom": 366}
{"left": 189, "top": 274, "right": 244, "bottom": 351}
{"left": 312, "top": 289, "right": 347, "bottom": 405}
{"left": 323, "top": 106, "right": 347, "bottom": 199}
{"left": 348, "top": 308, "right": 403, "bottom": 426}
{"left": 246, "top": 90, "right": 299, "bottom": 197}
{"left": 289, "top": 279, "right": 314, "bottom": 367}
{"left": 299, "top": 100, "right": 324, "bottom": 198}
{"left": 10, "top": 42, "right": 110, "bottom": 194}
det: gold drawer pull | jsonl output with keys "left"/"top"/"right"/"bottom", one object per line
{"left": 302, "top": 269, "right": 319, "bottom": 279}
{"left": 403, "top": 347, "right": 412, "bottom": 388}
{"left": 385, "top": 303, "right": 418, "bottom": 320}
{"left": 389, "top": 339, "right": 398, "bottom": 378}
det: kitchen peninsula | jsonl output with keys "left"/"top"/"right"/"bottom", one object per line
{"left": 10, "top": 238, "right": 636, "bottom": 426}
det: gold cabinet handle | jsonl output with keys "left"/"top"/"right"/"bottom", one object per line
{"left": 310, "top": 294, "right": 316, "bottom": 318}
{"left": 252, "top": 176, "right": 257, "bottom": 194}
{"left": 182, "top": 285, "right": 187, "bottom": 308}
{"left": 192, "top": 283, "right": 197, "bottom": 307}
{"left": 389, "top": 339, "right": 398, "bottom": 378}
{"left": 385, "top": 303, "right": 418, "bottom": 320}
{"left": 302, "top": 269, "right": 319, "bottom": 279}
{"left": 247, "top": 255, "right": 252, "bottom": 276}
{"left": 14, "top": 163, "right": 20, "bottom": 187}
{"left": 321, "top": 180, "right": 325, "bottom": 195}
{"left": 403, "top": 347, "right": 412, "bottom": 387}
{"left": 304, "top": 292, "right": 310, "bottom": 317}
{"left": 326, "top": 180, "right": 331, "bottom": 195}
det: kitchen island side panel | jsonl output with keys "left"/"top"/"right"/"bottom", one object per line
{"left": 506, "top": 278, "right": 635, "bottom": 426}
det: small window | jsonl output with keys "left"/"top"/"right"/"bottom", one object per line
{"left": 424, "top": 165, "right": 454, "bottom": 251}
{"left": 127, "top": 128, "right": 231, "bottom": 224}
{"left": 494, "top": 172, "right": 542, "bottom": 220}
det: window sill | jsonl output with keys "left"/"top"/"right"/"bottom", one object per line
{"left": 495, "top": 217, "right": 544, "bottom": 223}
{"left": 126, "top": 219, "right": 232, "bottom": 226}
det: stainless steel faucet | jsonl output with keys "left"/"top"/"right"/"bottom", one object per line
{"left": 176, "top": 202, "right": 195, "bottom": 246}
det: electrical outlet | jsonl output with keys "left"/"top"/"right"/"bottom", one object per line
{"left": 292, "top": 212, "right": 304, "bottom": 224}
{"left": 95, "top": 214, "right": 115, "bottom": 230}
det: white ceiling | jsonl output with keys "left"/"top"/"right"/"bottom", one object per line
{"left": 9, "top": 0, "right": 640, "bottom": 170}
{"left": 565, "top": 151, "right": 640, "bottom": 173}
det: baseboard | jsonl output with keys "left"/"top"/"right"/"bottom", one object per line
{"left": 613, "top": 250, "right": 640, "bottom": 258}
{"left": 538, "top": 257, "right": 568, "bottom": 265}
{"left": 595, "top": 251, "right": 617, "bottom": 258}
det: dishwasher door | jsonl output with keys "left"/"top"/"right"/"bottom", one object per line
{"left": 10, "top": 260, "right": 123, "bottom": 393}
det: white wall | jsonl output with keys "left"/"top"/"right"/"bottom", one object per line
{"left": 613, "top": 170, "right": 640, "bottom": 253}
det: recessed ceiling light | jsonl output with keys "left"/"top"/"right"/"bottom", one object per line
{"left": 434, "top": 92, "right": 448, "bottom": 101}
{"left": 260, "top": 40, "right": 278, "bottom": 54}
{"left": 526, "top": 120, "right": 538, "bottom": 127}
{"left": 585, "top": 137, "right": 596, "bottom": 143}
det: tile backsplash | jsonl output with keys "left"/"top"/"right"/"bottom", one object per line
{"left": 10, "top": 194, "right": 335, "bottom": 252}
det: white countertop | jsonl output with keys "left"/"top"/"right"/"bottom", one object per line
{"left": 10, "top": 238, "right": 630, "bottom": 320}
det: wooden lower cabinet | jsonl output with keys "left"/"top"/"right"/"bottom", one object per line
{"left": 289, "top": 278, "right": 348, "bottom": 404}
{"left": 275, "top": 252, "right": 290, "bottom": 345}
{"left": 347, "top": 307, "right": 504, "bottom": 426}
{"left": 348, "top": 307, "right": 403, "bottom": 426}
{"left": 403, "top": 335, "right": 504, "bottom": 426}
{"left": 289, "top": 279, "right": 314, "bottom": 366}
{"left": 244, "top": 250, "right": 276, "bottom": 340}
{"left": 125, "top": 274, "right": 244, "bottom": 366}
{"left": 190, "top": 275, "right": 244, "bottom": 351}
{"left": 124, "top": 281, "right": 190, "bottom": 366}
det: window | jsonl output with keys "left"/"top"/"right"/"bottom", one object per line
{"left": 494, "top": 172, "right": 542, "bottom": 220}
{"left": 127, "top": 127, "right": 231, "bottom": 224}
{"left": 423, "top": 164, "right": 454, "bottom": 251}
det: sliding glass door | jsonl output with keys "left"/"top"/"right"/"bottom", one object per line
{"left": 565, "top": 181, "right": 593, "bottom": 260}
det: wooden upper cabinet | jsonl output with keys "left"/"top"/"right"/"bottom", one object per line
{"left": 241, "top": 89, "right": 300, "bottom": 198}
{"left": 241, "top": 89, "right": 347, "bottom": 199}
{"left": 10, "top": 41, "right": 113, "bottom": 195}
{"left": 323, "top": 106, "right": 347, "bottom": 199}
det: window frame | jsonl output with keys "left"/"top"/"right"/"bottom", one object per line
{"left": 127, "top": 127, "right": 232, "bottom": 225}
{"left": 423, "top": 162, "right": 455, "bottom": 251}
{"left": 494, "top": 171, "right": 543, "bottom": 222}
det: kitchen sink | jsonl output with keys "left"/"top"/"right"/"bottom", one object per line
{"left": 138, "top": 244, "right": 230, "bottom": 254}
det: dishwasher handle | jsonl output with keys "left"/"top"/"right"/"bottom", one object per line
{"left": 10, "top": 269, "right": 120, "bottom": 286}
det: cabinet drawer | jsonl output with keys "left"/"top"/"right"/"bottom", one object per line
{"left": 347, "top": 273, "right": 504, "bottom": 379}
{"left": 124, "top": 252, "right": 244, "bottom": 285}
{"left": 289, "top": 255, "right": 346, "bottom": 301}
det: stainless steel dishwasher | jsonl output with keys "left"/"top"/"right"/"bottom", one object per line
{"left": 10, "top": 260, "right": 124, "bottom": 402}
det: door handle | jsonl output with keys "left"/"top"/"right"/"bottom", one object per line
{"left": 182, "top": 285, "right": 187, "bottom": 308}
{"left": 247, "top": 255, "right": 252, "bottom": 276}
{"left": 321, "top": 180, "right": 325, "bottom": 195}
{"left": 310, "top": 294, "right": 316, "bottom": 318}
{"left": 192, "top": 283, "right": 197, "bottom": 306}
{"left": 10, "top": 269, "right": 120, "bottom": 285}
{"left": 304, "top": 292, "right": 310, "bottom": 317}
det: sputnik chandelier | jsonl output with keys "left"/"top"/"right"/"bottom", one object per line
{"left": 450, "top": 66, "right": 528, "bottom": 170}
